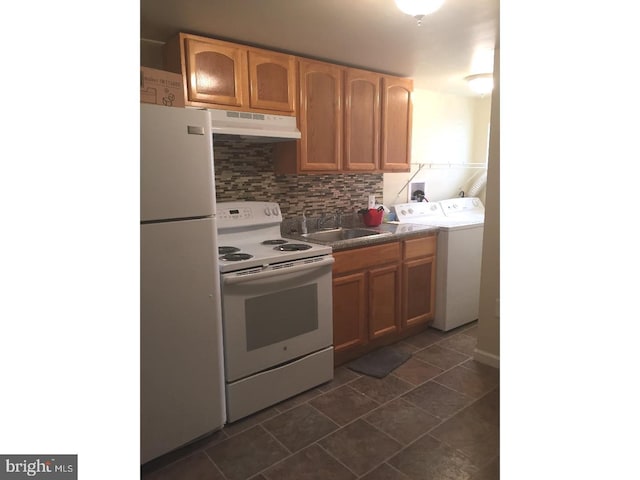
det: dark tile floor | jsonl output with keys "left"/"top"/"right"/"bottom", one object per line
{"left": 141, "top": 321, "right": 499, "bottom": 480}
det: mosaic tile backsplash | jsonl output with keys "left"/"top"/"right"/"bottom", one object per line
{"left": 213, "top": 137, "right": 383, "bottom": 218}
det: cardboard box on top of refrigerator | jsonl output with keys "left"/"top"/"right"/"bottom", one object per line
{"left": 140, "top": 67, "right": 185, "bottom": 107}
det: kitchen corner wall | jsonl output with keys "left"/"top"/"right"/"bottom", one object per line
{"left": 475, "top": 45, "right": 500, "bottom": 368}
{"left": 383, "top": 89, "right": 492, "bottom": 206}
{"left": 213, "top": 138, "right": 383, "bottom": 217}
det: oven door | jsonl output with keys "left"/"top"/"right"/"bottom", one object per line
{"left": 220, "top": 255, "right": 334, "bottom": 382}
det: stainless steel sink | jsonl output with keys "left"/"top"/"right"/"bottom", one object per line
{"left": 301, "top": 227, "right": 390, "bottom": 243}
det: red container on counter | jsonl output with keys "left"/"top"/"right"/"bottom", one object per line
{"left": 362, "top": 208, "right": 384, "bottom": 227}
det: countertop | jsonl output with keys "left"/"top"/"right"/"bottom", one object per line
{"left": 282, "top": 222, "right": 438, "bottom": 252}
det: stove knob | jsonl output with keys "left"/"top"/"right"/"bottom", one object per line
{"left": 408, "top": 208, "right": 414, "bottom": 214}
{"left": 272, "top": 207, "right": 279, "bottom": 216}
{"left": 400, "top": 209, "right": 407, "bottom": 216}
{"left": 264, "top": 208, "right": 271, "bottom": 216}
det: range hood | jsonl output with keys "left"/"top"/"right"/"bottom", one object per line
{"left": 209, "top": 109, "right": 301, "bottom": 142}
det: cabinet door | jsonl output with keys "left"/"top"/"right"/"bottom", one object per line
{"left": 298, "top": 59, "right": 343, "bottom": 171}
{"left": 402, "top": 256, "right": 436, "bottom": 328}
{"left": 368, "top": 264, "right": 401, "bottom": 340}
{"left": 333, "top": 272, "right": 367, "bottom": 354}
{"left": 248, "top": 50, "right": 296, "bottom": 113}
{"left": 344, "top": 68, "right": 380, "bottom": 171}
{"left": 184, "top": 37, "right": 248, "bottom": 107}
{"left": 380, "top": 76, "right": 412, "bottom": 172}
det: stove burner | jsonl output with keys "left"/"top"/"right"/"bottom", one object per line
{"left": 274, "top": 243, "right": 313, "bottom": 252}
{"left": 220, "top": 253, "right": 253, "bottom": 261}
{"left": 219, "top": 246, "right": 241, "bottom": 255}
{"left": 261, "top": 239, "right": 289, "bottom": 245}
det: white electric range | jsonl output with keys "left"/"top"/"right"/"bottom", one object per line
{"left": 216, "top": 201, "right": 334, "bottom": 422}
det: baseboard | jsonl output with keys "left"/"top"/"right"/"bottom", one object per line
{"left": 473, "top": 348, "right": 500, "bottom": 368}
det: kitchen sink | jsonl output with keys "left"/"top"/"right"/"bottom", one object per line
{"left": 301, "top": 227, "right": 391, "bottom": 243}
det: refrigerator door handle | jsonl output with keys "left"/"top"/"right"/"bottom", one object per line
{"left": 187, "top": 125, "right": 205, "bottom": 135}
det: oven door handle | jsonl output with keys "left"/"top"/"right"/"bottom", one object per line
{"left": 222, "top": 256, "right": 335, "bottom": 285}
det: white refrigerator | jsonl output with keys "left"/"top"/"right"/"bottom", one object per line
{"left": 140, "top": 103, "right": 225, "bottom": 464}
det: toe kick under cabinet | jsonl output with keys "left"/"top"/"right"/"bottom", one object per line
{"left": 332, "top": 234, "right": 437, "bottom": 366}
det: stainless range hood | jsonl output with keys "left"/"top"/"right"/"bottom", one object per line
{"left": 209, "top": 109, "right": 300, "bottom": 142}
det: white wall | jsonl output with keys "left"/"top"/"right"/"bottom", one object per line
{"left": 383, "top": 89, "right": 491, "bottom": 206}
{"left": 474, "top": 45, "right": 500, "bottom": 367}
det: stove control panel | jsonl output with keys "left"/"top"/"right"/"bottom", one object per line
{"left": 264, "top": 206, "right": 280, "bottom": 216}
{"left": 217, "top": 201, "right": 282, "bottom": 229}
{"left": 218, "top": 206, "right": 253, "bottom": 220}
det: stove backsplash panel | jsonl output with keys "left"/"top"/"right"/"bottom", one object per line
{"left": 213, "top": 138, "right": 383, "bottom": 217}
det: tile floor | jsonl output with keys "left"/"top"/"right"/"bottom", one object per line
{"left": 141, "top": 322, "right": 499, "bottom": 480}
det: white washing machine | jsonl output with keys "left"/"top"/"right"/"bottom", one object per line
{"left": 393, "top": 198, "right": 485, "bottom": 331}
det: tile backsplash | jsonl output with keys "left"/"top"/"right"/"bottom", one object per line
{"left": 213, "top": 137, "right": 383, "bottom": 218}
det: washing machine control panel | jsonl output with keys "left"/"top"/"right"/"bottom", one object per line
{"left": 440, "top": 197, "right": 485, "bottom": 216}
{"left": 393, "top": 202, "right": 445, "bottom": 222}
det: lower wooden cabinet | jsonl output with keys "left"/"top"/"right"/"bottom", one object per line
{"left": 403, "top": 258, "right": 435, "bottom": 327}
{"left": 332, "top": 234, "right": 436, "bottom": 365}
{"left": 332, "top": 242, "right": 399, "bottom": 357}
{"left": 403, "top": 236, "right": 437, "bottom": 328}
{"left": 333, "top": 272, "right": 367, "bottom": 352}
{"left": 369, "top": 263, "right": 401, "bottom": 339}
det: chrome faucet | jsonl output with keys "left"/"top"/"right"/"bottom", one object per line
{"left": 317, "top": 214, "right": 333, "bottom": 230}
{"left": 317, "top": 211, "right": 341, "bottom": 230}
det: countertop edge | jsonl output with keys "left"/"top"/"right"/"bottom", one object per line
{"left": 282, "top": 223, "right": 439, "bottom": 252}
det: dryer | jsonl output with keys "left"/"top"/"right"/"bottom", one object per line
{"left": 439, "top": 197, "right": 485, "bottom": 221}
{"left": 393, "top": 198, "right": 485, "bottom": 331}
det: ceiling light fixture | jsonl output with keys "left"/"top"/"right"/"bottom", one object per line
{"left": 394, "top": 0, "right": 445, "bottom": 26}
{"left": 464, "top": 73, "right": 493, "bottom": 95}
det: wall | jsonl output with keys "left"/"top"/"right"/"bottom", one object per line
{"left": 141, "top": 39, "right": 164, "bottom": 69}
{"left": 474, "top": 45, "right": 500, "bottom": 367}
{"left": 383, "top": 89, "right": 491, "bottom": 206}
{"left": 471, "top": 96, "right": 492, "bottom": 166}
{"left": 213, "top": 137, "right": 383, "bottom": 218}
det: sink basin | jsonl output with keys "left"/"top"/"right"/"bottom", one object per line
{"left": 302, "top": 228, "right": 390, "bottom": 243}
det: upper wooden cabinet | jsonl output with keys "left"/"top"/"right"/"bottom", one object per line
{"left": 274, "top": 59, "right": 343, "bottom": 173}
{"left": 275, "top": 63, "right": 412, "bottom": 174}
{"left": 344, "top": 68, "right": 381, "bottom": 172}
{"left": 163, "top": 32, "right": 413, "bottom": 172}
{"left": 344, "top": 70, "right": 412, "bottom": 173}
{"left": 380, "top": 76, "right": 413, "bottom": 172}
{"left": 164, "top": 33, "right": 296, "bottom": 115}
{"left": 183, "top": 36, "right": 248, "bottom": 108}
{"left": 297, "top": 59, "right": 343, "bottom": 172}
{"left": 247, "top": 50, "right": 296, "bottom": 113}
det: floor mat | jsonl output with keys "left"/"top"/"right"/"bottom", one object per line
{"left": 346, "top": 346, "right": 411, "bottom": 378}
